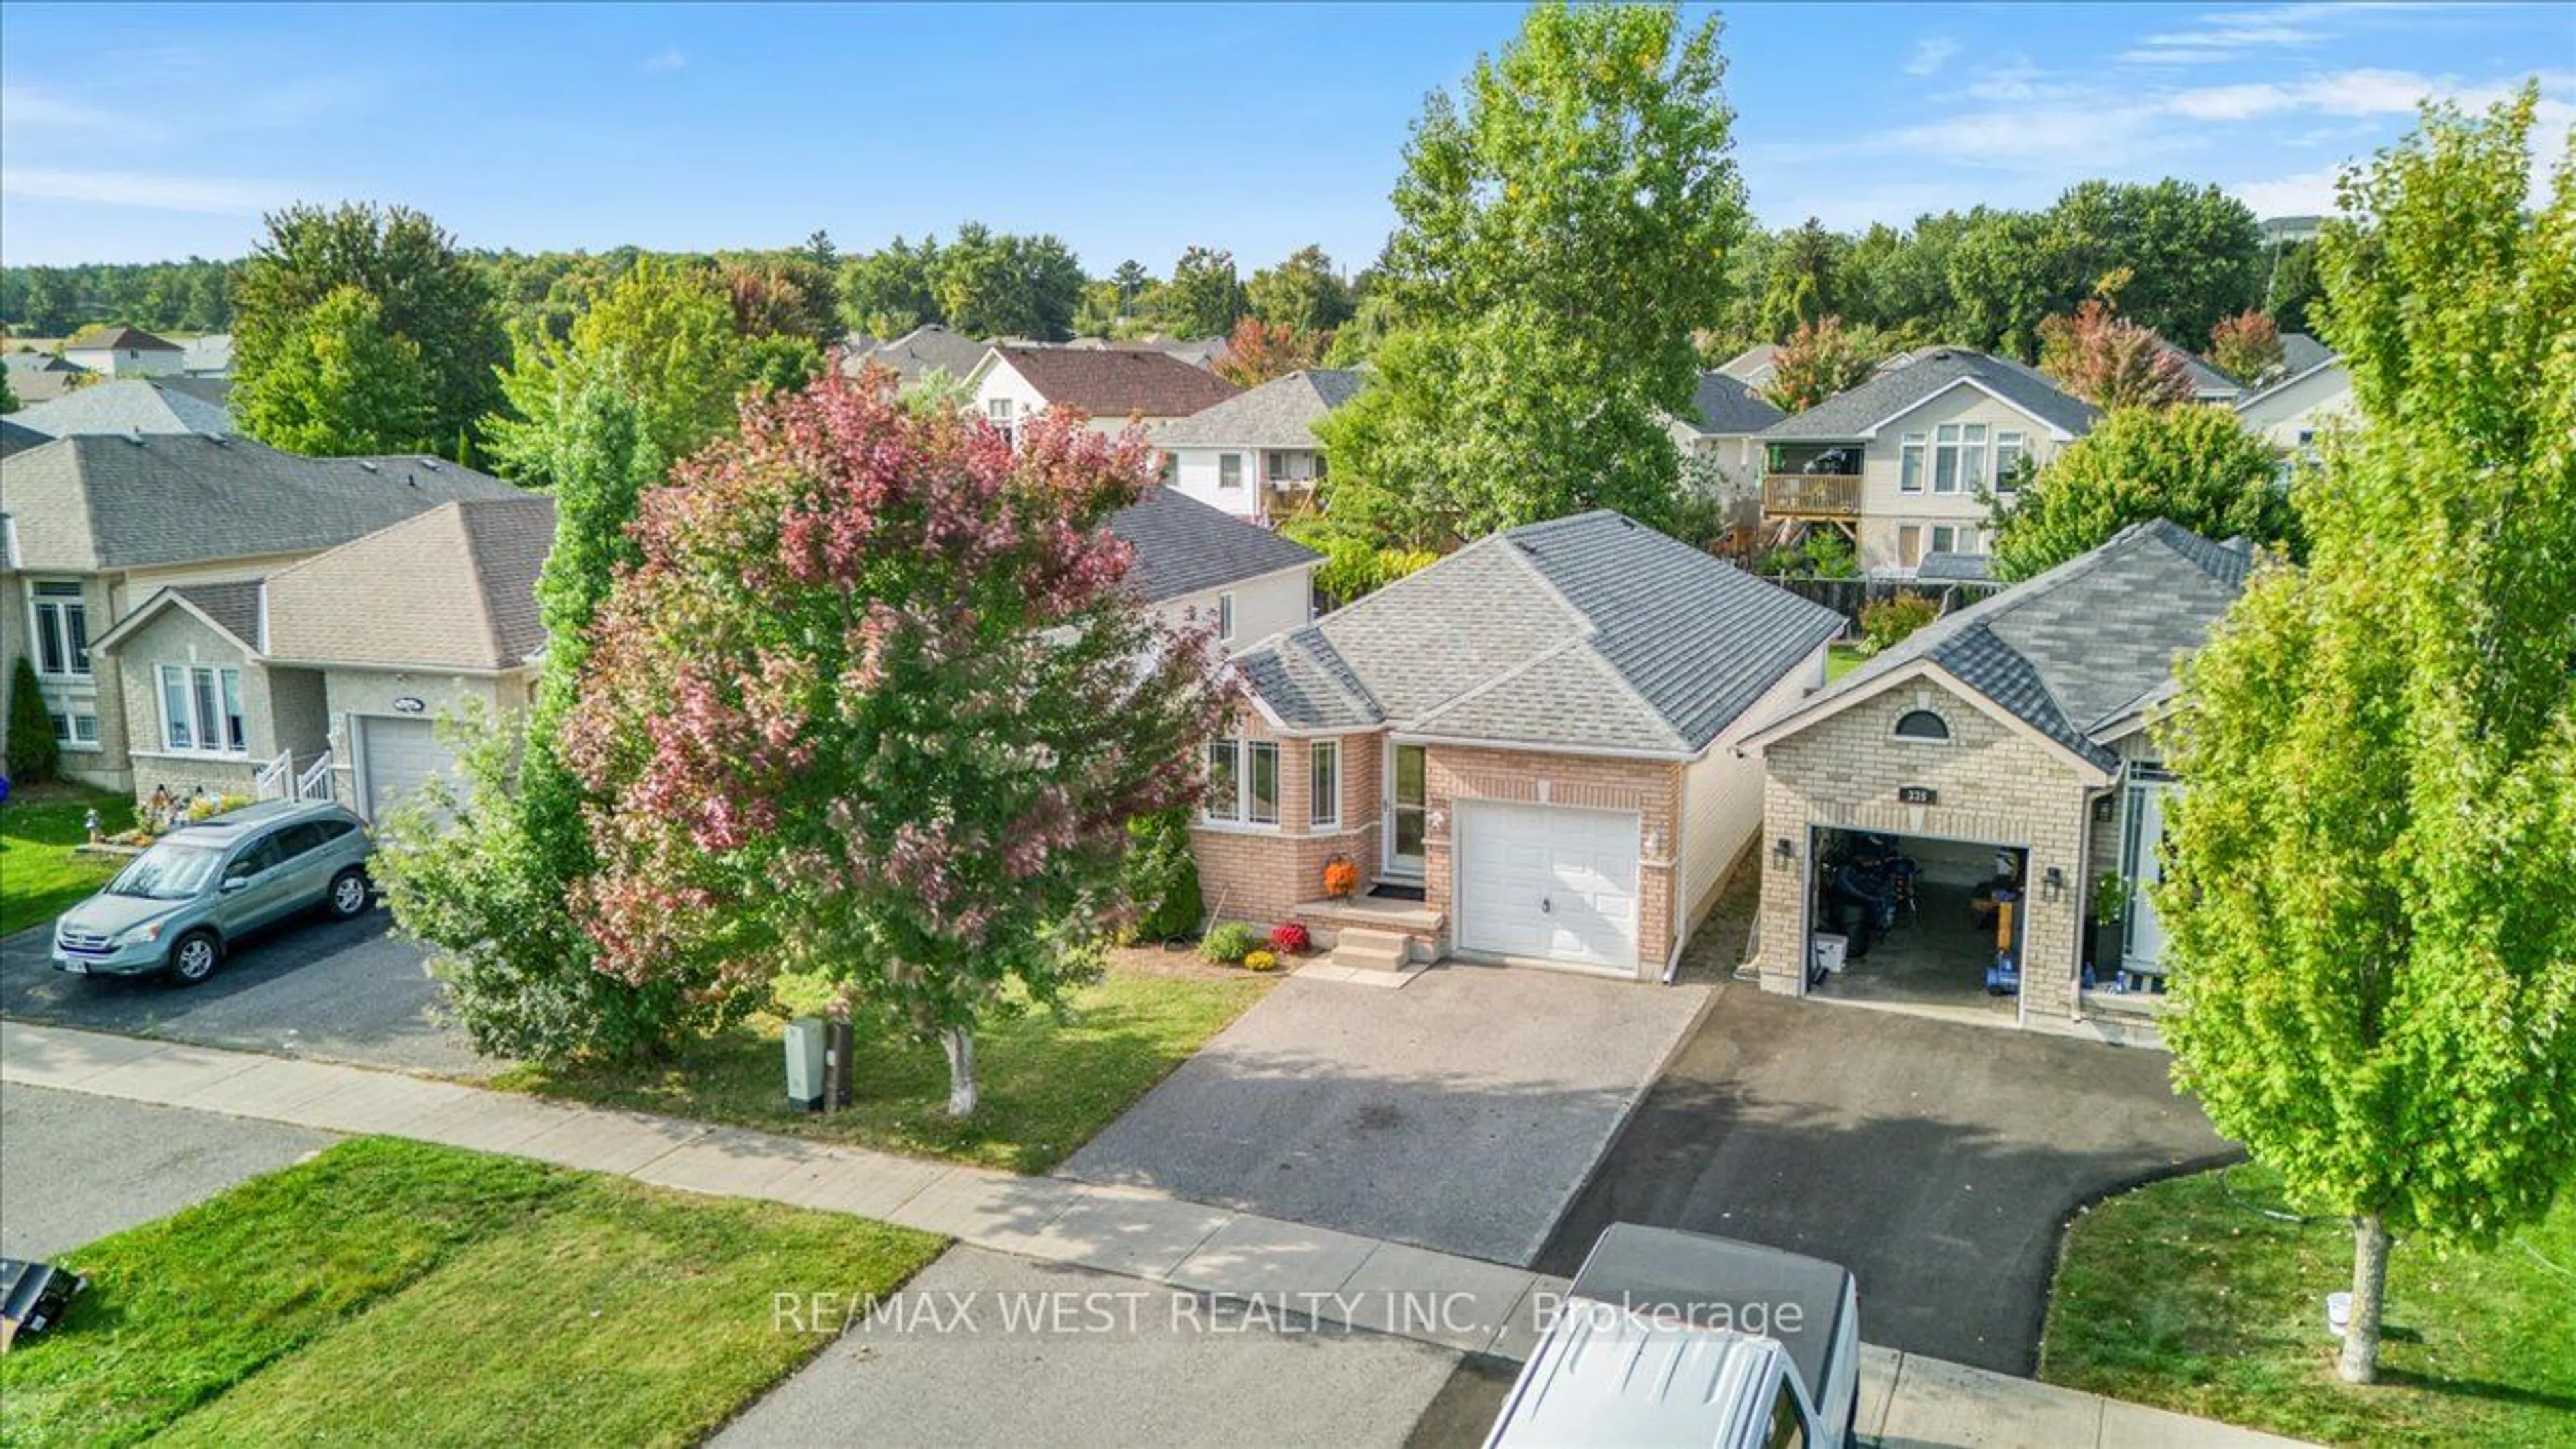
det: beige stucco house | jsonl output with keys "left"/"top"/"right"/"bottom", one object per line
{"left": 1198, "top": 511, "right": 1843, "bottom": 982}
{"left": 2231, "top": 354, "right": 2351, "bottom": 466}
{"left": 0, "top": 433, "right": 523, "bottom": 796}
{"left": 1737, "top": 520, "right": 2250, "bottom": 1040}
{"left": 1666, "top": 371, "right": 1789, "bottom": 541}
{"left": 1154, "top": 368, "right": 1362, "bottom": 525}
{"left": 1752, "top": 350, "right": 2098, "bottom": 578}
{"left": 64, "top": 326, "right": 183, "bottom": 378}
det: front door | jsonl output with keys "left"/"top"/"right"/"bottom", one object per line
{"left": 2122, "top": 780, "right": 2176, "bottom": 968}
{"left": 1387, "top": 743, "right": 1427, "bottom": 877}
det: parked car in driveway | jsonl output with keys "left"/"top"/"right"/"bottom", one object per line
{"left": 50, "top": 801, "right": 375, "bottom": 985}
{"left": 1487, "top": 1224, "right": 1861, "bottom": 1448}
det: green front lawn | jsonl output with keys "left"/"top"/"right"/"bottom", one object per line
{"left": 0, "top": 782, "right": 127, "bottom": 936}
{"left": 1825, "top": 642, "right": 1868, "bottom": 682}
{"left": 2041, "top": 1164, "right": 2576, "bottom": 1448}
{"left": 498, "top": 960, "right": 1275, "bottom": 1174}
{"left": 0, "top": 1138, "right": 943, "bottom": 1449}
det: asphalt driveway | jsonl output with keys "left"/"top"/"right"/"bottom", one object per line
{"left": 0, "top": 908, "right": 482, "bottom": 1075}
{"left": 1538, "top": 985, "right": 2236, "bottom": 1375}
{"left": 1061, "top": 965, "right": 1708, "bottom": 1267}
{"left": 1, "top": 1079, "right": 335, "bottom": 1260}
{"left": 722, "top": 1246, "right": 1460, "bottom": 1449}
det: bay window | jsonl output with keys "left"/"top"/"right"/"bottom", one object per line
{"left": 1931, "top": 423, "right": 1988, "bottom": 494}
{"left": 1200, "top": 738, "right": 1280, "bottom": 826}
{"left": 1203, "top": 739, "right": 1240, "bottom": 821}
{"left": 1310, "top": 741, "right": 1340, "bottom": 827}
{"left": 158, "top": 663, "right": 245, "bottom": 755}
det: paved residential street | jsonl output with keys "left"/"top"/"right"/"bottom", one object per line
{"left": 722, "top": 1246, "right": 1462, "bottom": 1448}
{"left": 0, "top": 909, "right": 482, "bottom": 1076}
{"left": 1539, "top": 984, "right": 2237, "bottom": 1375}
{"left": 0, "top": 1079, "right": 335, "bottom": 1261}
{"left": 1060, "top": 965, "right": 1707, "bottom": 1266}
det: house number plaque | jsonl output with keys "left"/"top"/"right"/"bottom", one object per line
{"left": 1897, "top": 786, "right": 1938, "bottom": 806}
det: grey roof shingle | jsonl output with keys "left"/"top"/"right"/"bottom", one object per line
{"left": 66, "top": 326, "right": 181, "bottom": 354}
{"left": 1714, "top": 343, "right": 1779, "bottom": 386}
{"left": 1795, "top": 519, "right": 2249, "bottom": 770}
{"left": 1150, "top": 369, "right": 1364, "bottom": 448}
{"left": 169, "top": 580, "right": 264, "bottom": 647}
{"left": 2277, "top": 332, "right": 2334, "bottom": 376}
{"left": 1106, "top": 486, "right": 1322, "bottom": 602}
{"left": 262, "top": 496, "right": 556, "bottom": 671}
{"left": 1241, "top": 511, "right": 1845, "bottom": 754}
{"left": 1914, "top": 551, "right": 1994, "bottom": 584}
{"left": 989, "top": 346, "right": 1241, "bottom": 419}
{"left": 1680, "top": 371, "right": 1788, "bottom": 436}
{"left": 0, "top": 418, "right": 49, "bottom": 456}
{"left": 1, "top": 433, "right": 526, "bottom": 573}
{"left": 845, "top": 324, "right": 990, "bottom": 386}
{"left": 1757, "top": 348, "right": 2098, "bottom": 442}
{"left": 9, "top": 378, "right": 234, "bottom": 437}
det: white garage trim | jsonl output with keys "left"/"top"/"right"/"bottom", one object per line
{"left": 1452, "top": 800, "right": 1642, "bottom": 975}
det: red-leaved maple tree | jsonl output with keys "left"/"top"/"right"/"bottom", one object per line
{"left": 2037, "top": 298, "right": 2196, "bottom": 410}
{"left": 564, "top": 371, "right": 1238, "bottom": 1114}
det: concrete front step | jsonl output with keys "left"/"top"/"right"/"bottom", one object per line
{"left": 1329, "top": 927, "right": 1416, "bottom": 972}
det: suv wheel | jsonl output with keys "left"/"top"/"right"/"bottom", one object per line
{"left": 326, "top": 867, "right": 372, "bottom": 920}
{"left": 170, "top": 930, "right": 222, "bottom": 985}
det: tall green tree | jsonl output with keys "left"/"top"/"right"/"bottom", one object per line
{"left": 2263, "top": 237, "right": 2324, "bottom": 337}
{"left": 232, "top": 202, "right": 505, "bottom": 456}
{"left": 2046, "top": 178, "right": 2263, "bottom": 347}
{"left": 485, "top": 258, "right": 751, "bottom": 488}
{"left": 1245, "top": 245, "right": 1354, "bottom": 334}
{"left": 376, "top": 376, "right": 730, "bottom": 1062}
{"left": 2157, "top": 89, "right": 2576, "bottom": 1386}
{"left": 1109, "top": 259, "right": 1152, "bottom": 312}
{"left": 1164, "top": 246, "right": 1244, "bottom": 338}
{"left": 1758, "top": 219, "right": 1847, "bottom": 339}
{"left": 1987, "top": 405, "right": 2291, "bottom": 581}
{"left": 562, "top": 379, "right": 1236, "bottom": 1114}
{"left": 232, "top": 284, "right": 437, "bottom": 455}
{"left": 935, "top": 224, "right": 1083, "bottom": 340}
{"left": 1324, "top": 1, "right": 1745, "bottom": 543}
{"left": 839, "top": 235, "right": 944, "bottom": 338}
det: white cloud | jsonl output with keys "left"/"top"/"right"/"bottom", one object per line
{"left": 0, "top": 167, "right": 292, "bottom": 214}
{"left": 2230, "top": 166, "right": 2345, "bottom": 217}
{"left": 2169, "top": 68, "right": 2446, "bottom": 121}
{"left": 1904, "top": 37, "right": 1962, "bottom": 78}
{"left": 643, "top": 47, "right": 687, "bottom": 74}
{"left": 0, "top": 82, "right": 117, "bottom": 138}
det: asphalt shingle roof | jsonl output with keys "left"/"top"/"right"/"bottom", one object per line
{"left": 991, "top": 345, "right": 1240, "bottom": 420}
{"left": 2277, "top": 333, "right": 2334, "bottom": 376}
{"left": 846, "top": 325, "right": 990, "bottom": 386}
{"left": 263, "top": 496, "right": 557, "bottom": 671}
{"left": 0, "top": 433, "right": 526, "bottom": 573}
{"left": 9, "top": 378, "right": 234, "bottom": 437}
{"left": 1799, "top": 519, "right": 2249, "bottom": 770}
{"left": 169, "top": 580, "right": 264, "bottom": 648}
{"left": 66, "top": 326, "right": 181, "bottom": 354}
{"left": 1681, "top": 370, "right": 1788, "bottom": 436}
{"left": 1150, "top": 369, "right": 1363, "bottom": 448}
{"left": 0, "top": 418, "right": 50, "bottom": 456}
{"left": 1757, "top": 348, "right": 2098, "bottom": 442}
{"left": 1106, "top": 486, "right": 1322, "bottom": 602}
{"left": 1240, "top": 511, "right": 1845, "bottom": 755}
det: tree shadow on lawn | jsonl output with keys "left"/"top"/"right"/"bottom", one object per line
{"left": 498, "top": 971, "right": 1273, "bottom": 1176}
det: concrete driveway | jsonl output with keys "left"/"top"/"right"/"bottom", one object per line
{"left": 0, "top": 908, "right": 480, "bottom": 1075}
{"left": 1061, "top": 965, "right": 1708, "bottom": 1267}
{"left": 722, "top": 1246, "right": 1460, "bottom": 1449}
{"left": 1, "top": 1079, "right": 335, "bottom": 1260}
{"left": 1538, "top": 985, "right": 2236, "bottom": 1375}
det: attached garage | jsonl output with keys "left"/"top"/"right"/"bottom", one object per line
{"left": 1454, "top": 800, "right": 1642, "bottom": 972}
{"left": 354, "top": 714, "right": 456, "bottom": 820}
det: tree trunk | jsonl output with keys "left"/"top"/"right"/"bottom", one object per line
{"left": 2338, "top": 1212, "right": 2390, "bottom": 1384}
{"left": 941, "top": 1026, "right": 979, "bottom": 1118}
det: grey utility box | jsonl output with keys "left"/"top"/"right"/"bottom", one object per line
{"left": 784, "top": 1018, "right": 826, "bottom": 1112}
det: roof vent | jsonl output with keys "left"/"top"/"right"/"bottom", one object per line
{"left": 416, "top": 458, "right": 441, "bottom": 471}
{"left": 125, "top": 427, "right": 145, "bottom": 446}
{"left": 358, "top": 460, "right": 380, "bottom": 472}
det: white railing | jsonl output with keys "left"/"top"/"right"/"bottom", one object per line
{"left": 254, "top": 751, "right": 294, "bottom": 800}
{"left": 295, "top": 750, "right": 335, "bottom": 802}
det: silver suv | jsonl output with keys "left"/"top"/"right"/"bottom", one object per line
{"left": 51, "top": 800, "right": 376, "bottom": 985}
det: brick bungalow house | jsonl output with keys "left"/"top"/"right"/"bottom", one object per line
{"left": 1197, "top": 511, "right": 1844, "bottom": 981}
{"left": 1736, "top": 519, "right": 2251, "bottom": 1040}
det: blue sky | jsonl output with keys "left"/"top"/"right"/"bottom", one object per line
{"left": 2, "top": 3, "right": 2568, "bottom": 270}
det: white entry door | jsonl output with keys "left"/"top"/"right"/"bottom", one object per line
{"left": 1455, "top": 801, "right": 1641, "bottom": 970}
{"left": 2122, "top": 781, "right": 2176, "bottom": 967}
{"left": 358, "top": 716, "right": 456, "bottom": 821}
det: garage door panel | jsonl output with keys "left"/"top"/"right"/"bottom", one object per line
{"left": 1456, "top": 801, "right": 1641, "bottom": 970}
{"left": 360, "top": 716, "right": 459, "bottom": 820}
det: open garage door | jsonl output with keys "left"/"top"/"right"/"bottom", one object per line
{"left": 356, "top": 715, "right": 457, "bottom": 821}
{"left": 1807, "top": 828, "right": 2025, "bottom": 1020}
{"left": 1454, "top": 800, "right": 1641, "bottom": 970}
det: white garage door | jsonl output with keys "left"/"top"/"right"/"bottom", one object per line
{"left": 358, "top": 716, "right": 456, "bottom": 820}
{"left": 1455, "top": 801, "right": 1641, "bottom": 969}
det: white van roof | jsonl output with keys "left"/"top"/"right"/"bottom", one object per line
{"left": 1486, "top": 1308, "right": 1783, "bottom": 1447}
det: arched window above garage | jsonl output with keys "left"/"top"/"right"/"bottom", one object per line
{"left": 1893, "top": 708, "right": 1951, "bottom": 741}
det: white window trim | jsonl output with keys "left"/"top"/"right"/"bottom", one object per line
{"left": 1931, "top": 423, "right": 1989, "bottom": 496}
{"left": 1891, "top": 708, "right": 1954, "bottom": 745}
{"left": 26, "top": 579, "right": 91, "bottom": 680}
{"left": 1199, "top": 737, "right": 1283, "bottom": 830}
{"left": 1218, "top": 591, "right": 1236, "bottom": 643}
{"left": 156, "top": 662, "right": 249, "bottom": 758}
{"left": 1310, "top": 740, "right": 1340, "bottom": 828}
{"left": 1897, "top": 433, "right": 1926, "bottom": 494}
{"left": 1218, "top": 453, "right": 1244, "bottom": 490}
{"left": 1993, "top": 430, "right": 2026, "bottom": 492}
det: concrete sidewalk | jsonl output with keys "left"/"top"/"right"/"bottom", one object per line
{"left": 0, "top": 1019, "right": 2302, "bottom": 1448}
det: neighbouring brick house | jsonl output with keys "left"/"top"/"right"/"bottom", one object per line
{"left": 1737, "top": 519, "right": 2251, "bottom": 1036}
{"left": 1199, "top": 511, "right": 1844, "bottom": 981}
